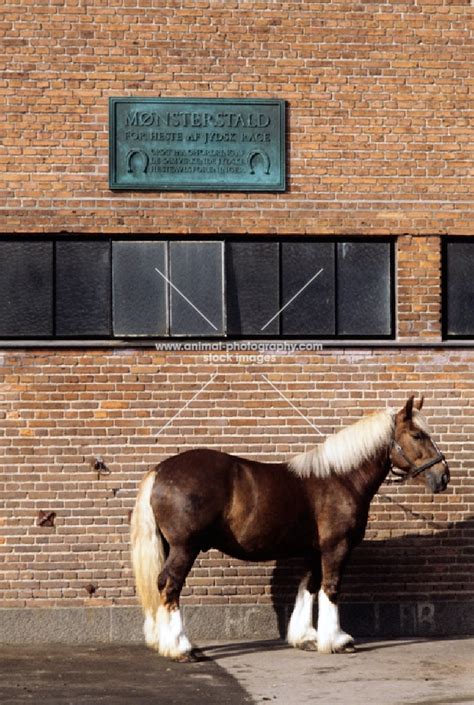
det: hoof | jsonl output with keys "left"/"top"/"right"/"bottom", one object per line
{"left": 171, "top": 648, "right": 207, "bottom": 663}
{"left": 298, "top": 641, "right": 319, "bottom": 652}
{"left": 334, "top": 641, "right": 356, "bottom": 654}
{"left": 342, "top": 643, "right": 356, "bottom": 653}
{"left": 317, "top": 636, "right": 355, "bottom": 654}
{"left": 171, "top": 651, "right": 196, "bottom": 663}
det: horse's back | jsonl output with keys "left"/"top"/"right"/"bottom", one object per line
{"left": 155, "top": 448, "right": 238, "bottom": 498}
{"left": 154, "top": 447, "right": 301, "bottom": 510}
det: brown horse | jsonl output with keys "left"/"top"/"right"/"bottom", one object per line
{"left": 131, "top": 396, "right": 449, "bottom": 660}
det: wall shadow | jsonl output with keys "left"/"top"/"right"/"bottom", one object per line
{"left": 270, "top": 517, "right": 474, "bottom": 639}
{"left": 0, "top": 644, "right": 252, "bottom": 705}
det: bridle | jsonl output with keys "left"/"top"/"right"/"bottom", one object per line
{"left": 388, "top": 437, "right": 447, "bottom": 483}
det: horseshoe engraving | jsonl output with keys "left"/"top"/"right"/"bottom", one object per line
{"left": 127, "top": 150, "right": 149, "bottom": 175}
{"left": 248, "top": 150, "right": 271, "bottom": 175}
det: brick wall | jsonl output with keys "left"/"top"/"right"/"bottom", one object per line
{"left": 0, "top": 237, "right": 473, "bottom": 611}
{"left": 0, "top": 0, "right": 473, "bottom": 635}
{"left": 397, "top": 235, "right": 442, "bottom": 340}
{"left": 2, "top": 0, "right": 472, "bottom": 234}
{"left": 0, "top": 344, "right": 472, "bottom": 608}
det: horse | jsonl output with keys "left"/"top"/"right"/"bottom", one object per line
{"left": 130, "top": 396, "right": 450, "bottom": 661}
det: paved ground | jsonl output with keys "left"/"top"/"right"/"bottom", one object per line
{"left": 0, "top": 638, "right": 472, "bottom": 705}
{"left": 206, "top": 638, "right": 474, "bottom": 705}
{"left": 0, "top": 644, "right": 252, "bottom": 705}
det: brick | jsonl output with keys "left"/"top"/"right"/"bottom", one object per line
{"left": 0, "top": 0, "right": 472, "bottom": 615}
{"left": 0, "top": 1, "right": 472, "bottom": 233}
{"left": 0, "top": 345, "right": 473, "bottom": 607}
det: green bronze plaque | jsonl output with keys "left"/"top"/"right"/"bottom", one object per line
{"left": 109, "top": 98, "right": 285, "bottom": 191}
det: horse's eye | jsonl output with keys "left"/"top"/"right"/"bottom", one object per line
{"left": 411, "top": 432, "right": 422, "bottom": 440}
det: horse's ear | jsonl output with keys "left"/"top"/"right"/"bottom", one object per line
{"left": 403, "top": 395, "right": 415, "bottom": 421}
{"left": 415, "top": 396, "right": 424, "bottom": 411}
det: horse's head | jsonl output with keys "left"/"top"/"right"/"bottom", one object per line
{"left": 390, "top": 396, "right": 450, "bottom": 494}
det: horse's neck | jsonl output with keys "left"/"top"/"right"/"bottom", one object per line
{"left": 348, "top": 446, "right": 392, "bottom": 499}
{"left": 306, "top": 446, "right": 391, "bottom": 502}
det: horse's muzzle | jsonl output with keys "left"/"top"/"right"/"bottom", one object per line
{"left": 427, "top": 463, "right": 450, "bottom": 494}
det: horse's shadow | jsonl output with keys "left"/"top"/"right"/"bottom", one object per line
{"left": 202, "top": 636, "right": 452, "bottom": 660}
{"left": 270, "top": 516, "right": 474, "bottom": 639}
{"left": 201, "top": 639, "right": 288, "bottom": 660}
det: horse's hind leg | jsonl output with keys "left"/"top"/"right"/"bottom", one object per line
{"left": 287, "top": 560, "right": 321, "bottom": 650}
{"left": 155, "top": 543, "right": 198, "bottom": 661}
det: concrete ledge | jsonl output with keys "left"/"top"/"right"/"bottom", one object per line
{"left": 0, "top": 602, "right": 473, "bottom": 644}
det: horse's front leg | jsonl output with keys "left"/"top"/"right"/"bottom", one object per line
{"left": 287, "top": 561, "right": 321, "bottom": 651}
{"left": 317, "top": 540, "right": 355, "bottom": 654}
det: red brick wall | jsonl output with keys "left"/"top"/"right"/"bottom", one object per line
{"left": 2, "top": 0, "right": 472, "bottom": 234}
{"left": 397, "top": 235, "right": 442, "bottom": 340}
{"left": 0, "top": 1, "right": 472, "bottom": 620}
{"left": 0, "top": 345, "right": 472, "bottom": 607}
{"left": 1, "top": 233, "right": 473, "bottom": 608}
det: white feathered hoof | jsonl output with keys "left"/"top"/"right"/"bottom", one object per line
{"left": 154, "top": 605, "right": 193, "bottom": 661}
{"left": 298, "top": 640, "right": 319, "bottom": 652}
{"left": 171, "top": 648, "right": 197, "bottom": 663}
{"left": 317, "top": 590, "right": 355, "bottom": 654}
{"left": 318, "top": 631, "right": 355, "bottom": 654}
{"left": 336, "top": 639, "right": 356, "bottom": 654}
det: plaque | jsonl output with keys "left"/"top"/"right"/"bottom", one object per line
{"left": 109, "top": 98, "right": 285, "bottom": 191}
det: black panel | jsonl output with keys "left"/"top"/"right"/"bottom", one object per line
{"left": 113, "top": 242, "right": 168, "bottom": 336}
{"left": 337, "top": 242, "right": 392, "bottom": 336}
{"left": 170, "top": 241, "right": 224, "bottom": 336}
{"left": 0, "top": 241, "right": 53, "bottom": 336}
{"left": 281, "top": 242, "right": 335, "bottom": 336}
{"left": 446, "top": 241, "right": 474, "bottom": 336}
{"left": 226, "top": 242, "right": 280, "bottom": 335}
{"left": 56, "top": 241, "right": 111, "bottom": 336}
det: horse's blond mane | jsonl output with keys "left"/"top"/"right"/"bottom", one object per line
{"left": 288, "top": 408, "right": 431, "bottom": 479}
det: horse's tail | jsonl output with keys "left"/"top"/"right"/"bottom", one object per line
{"left": 131, "top": 470, "right": 165, "bottom": 619}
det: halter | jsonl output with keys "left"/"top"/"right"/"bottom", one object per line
{"left": 388, "top": 437, "right": 447, "bottom": 483}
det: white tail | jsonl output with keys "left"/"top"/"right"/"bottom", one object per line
{"left": 131, "top": 470, "right": 165, "bottom": 627}
{"left": 131, "top": 468, "right": 193, "bottom": 658}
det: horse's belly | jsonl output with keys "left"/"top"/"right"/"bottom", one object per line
{"left": 213, "top": 542, "right": 311, "bottom": 563}
{"left": 210, "top": 516, "right": 316, "bottom": 562}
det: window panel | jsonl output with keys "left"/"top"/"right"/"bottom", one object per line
{"left": 445, "top": 240, "right": 474, "bottom": 337}
{"left": 281, "top": 242, "right": 335, "bottom": 336}
{"left": 56, "top": 241, "right": 111, "bottom": 336}
{"left": 169, "top": 241, "right": 224, "bottom": 336}
{"left": 337, "top": 241, "right": 392, "bottom": 336}
{"left": 0, "top": 237, "right": 395, "bottom": 341}
{"left": 226, "top": 242, "right": 279, "bottom": 335}
{"left": 113, "top": 241, "right": 168, "bottom": 336}
{"left": 0, "top": 241, "right": 53, "bottom": 336}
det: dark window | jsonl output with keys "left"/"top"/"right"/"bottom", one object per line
{"left": 0, "top": 237, "right": 395, "bottom": 341}
{"left": 337, "top": 241, "right": 393, "bottom": 337}
{"left": 56, "top": 241, "right": 111, "bottom": 336}
{"left": 226, "top": 242, "right": 279, "bottom": 335}
{"left": 170, "top": 241, "right": 224, "bottom": 336}
{"left": 281, "top": 242, "right": 335, "bottom": 336}
{"left": 0, "top": 240, "right": 53, "bottom": 337}
{"left": 444, "top": 239, "right": 474, "bottom": 338}
{"left": 113, "top": 241, "right": 168, "bottom": 336}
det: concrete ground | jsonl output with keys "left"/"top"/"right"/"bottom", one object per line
{"left": 0, "top": 638, "right": 472, "bottom": 705}
{"left": 207, "top": 638, "right": 474, "bottom": 705}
